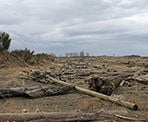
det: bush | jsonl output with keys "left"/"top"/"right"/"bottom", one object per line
{"left": 11, "top": 49, "right": 56, "bottom": 65}
{"left": 11, "top": 48, "right": 34, "bottom": 63}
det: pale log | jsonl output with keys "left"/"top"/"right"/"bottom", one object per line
{"left": 48, "top": 76, "right": 138, "bottom": 110}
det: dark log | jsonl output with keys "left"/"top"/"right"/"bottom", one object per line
{"left": 87, "top": 75, "right": 129, "bottom": 95}
{"left": 0, "top": 86, "right": 74, "bottom": 99}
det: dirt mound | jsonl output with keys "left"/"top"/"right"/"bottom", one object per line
{"left": 0, "top": 51, "right": 27, "bottom": 68}
{"left": 0, "top": 51, "right": 55, "bottom": 68}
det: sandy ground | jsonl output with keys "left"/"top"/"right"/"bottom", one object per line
{"left": 0, "top": 56, "right": 147, "bottom": 121}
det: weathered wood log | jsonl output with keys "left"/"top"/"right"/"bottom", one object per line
{"left": 0, "top": 112, "right": 145, "bottom": 122}
{"left": 48, "top": 76, "right": 138, "bottom": 110}
{"left": 0, "top": 86, "right": 74, "bottom": 98}
{"left": 0, "top": 112, "right": 104, "bottom": 122}
{"left": 87, "top": 75, "right": 130, "bottom": 95}
{"left": 132, "top": 75, "right": 148, "bottom": 85}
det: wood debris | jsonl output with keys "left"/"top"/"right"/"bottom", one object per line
{"left": 0, "top": 86, "right": 74, "bottom": 99}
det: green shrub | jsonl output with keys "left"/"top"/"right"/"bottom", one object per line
{"left": 0, "top": 32, "right": 11, "bottom": 51}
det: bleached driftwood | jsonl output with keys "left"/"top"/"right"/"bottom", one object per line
{"left": 48, "top": 76, "right": 138, "bottom": 110}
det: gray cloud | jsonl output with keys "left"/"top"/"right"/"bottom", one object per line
{"left": 0, "top": 0, "right": 148, "bottom": 56}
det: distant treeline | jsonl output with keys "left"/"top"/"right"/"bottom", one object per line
{"left": 65, "top": 51, "right": 90, "bottom": 57}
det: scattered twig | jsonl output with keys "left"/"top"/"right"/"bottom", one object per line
{"left": 115, "top": 114, "right": 146, "bottom": 121}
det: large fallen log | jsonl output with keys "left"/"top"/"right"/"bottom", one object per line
{"left": 0, "top": 86, "right": 74, "bottom": 98}
{"left": 0, "top": 112, "right": 146, "bottom": 122}
{"left": 0, "top": 112, "right": 116, "bottom": 122}
{"left": 48, "top": 76, "right": 138, "bottom": 110}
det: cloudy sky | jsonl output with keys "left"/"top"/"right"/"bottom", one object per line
{"left": 0, "top": 0, "right": 148, "bottom": 56}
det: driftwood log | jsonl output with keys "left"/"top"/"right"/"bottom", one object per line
{"left": 87, "top": 75, "right": 131, "bottom": 95}
{"left": 132, "top": 75, "right": 148, "bottom": 85}
{"left": 19, "top": 70, "right": 138, "bottom": 110}
{"left": 0, "top": 112, "right": 116, "bottom": 122}
{"left": 0, "top": 112, "right": 146, "bottom": 122}
{"left": 48, "top": 76, "right": 138, "bottom": 110}
{"left": 0, "top": 112, "right": 97, "bottom": 122}
{"left": 0, "top": 86, "right": 74, "bottom": 99}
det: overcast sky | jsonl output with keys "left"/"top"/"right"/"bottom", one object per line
{"left": 0, "top": 0, "right": 148, "bottom": 56}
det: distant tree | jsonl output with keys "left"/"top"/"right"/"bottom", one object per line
{"left": 86, "top": 52, "right": 90, "bottom": 56}
{"left": 0, "top": 32, "right": 11, "bottom": 51}
{"left": 80, "top": 51, "right": 84, "bottom": 57}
